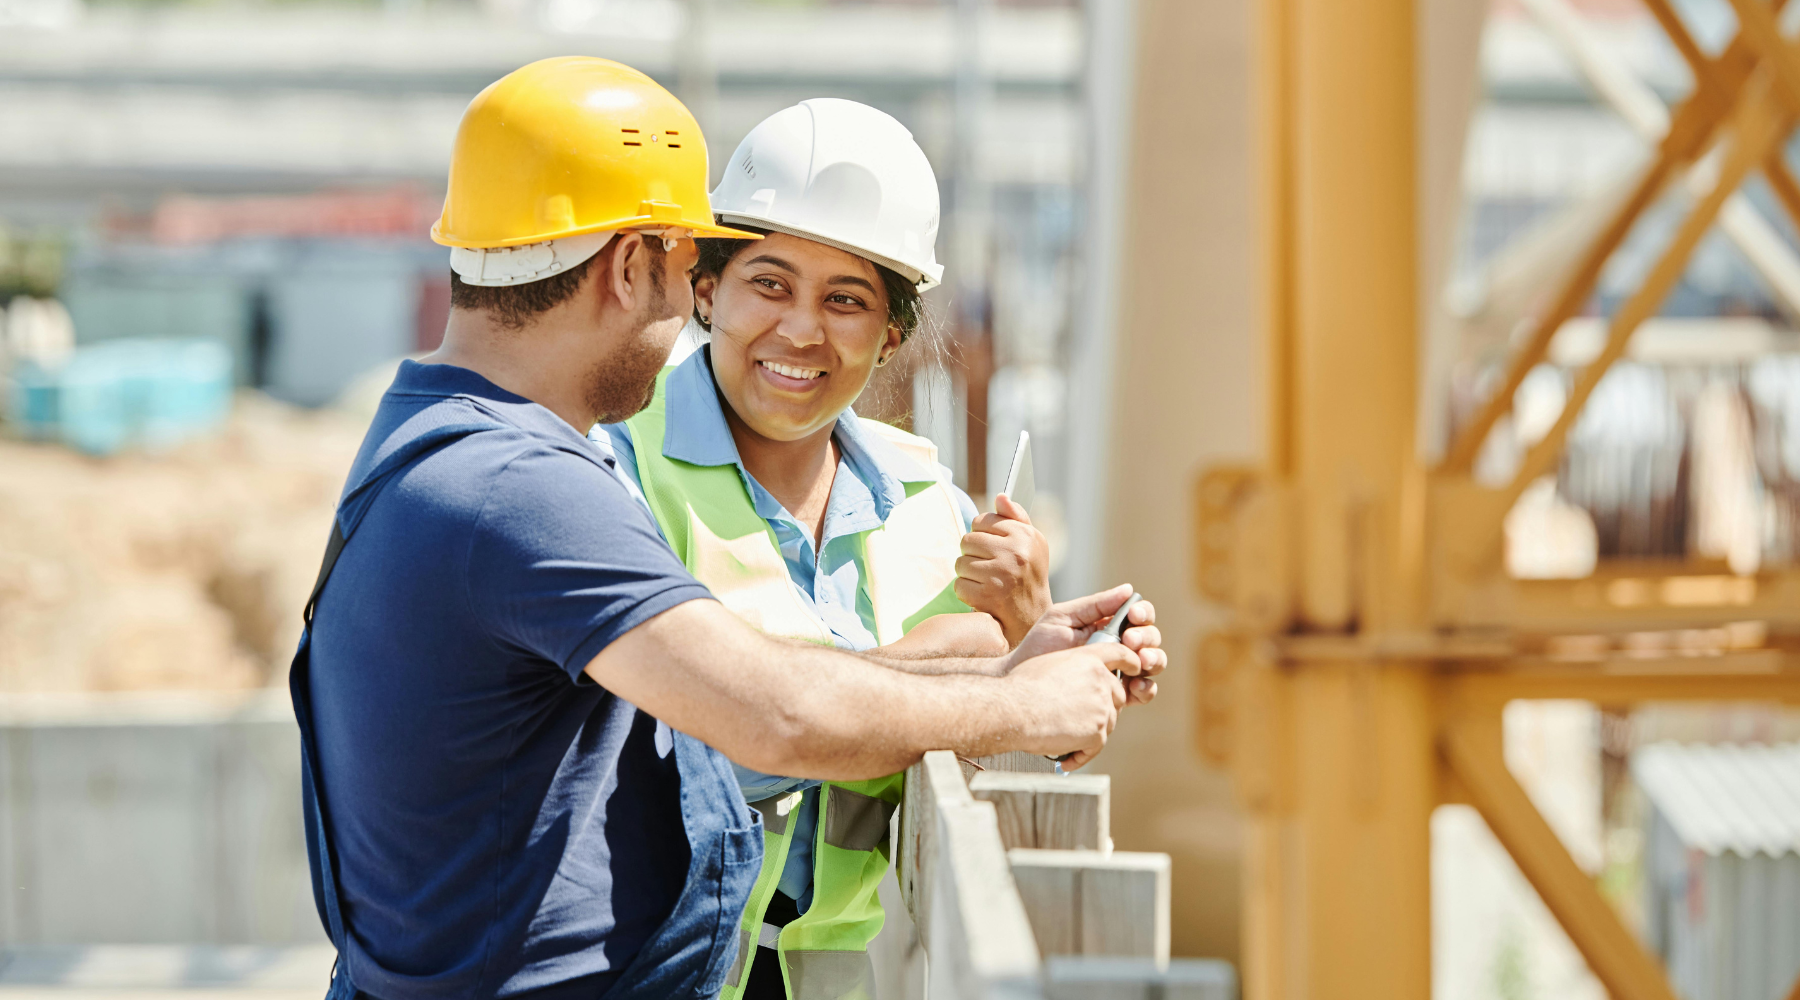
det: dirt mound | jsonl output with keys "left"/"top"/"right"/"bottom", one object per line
{"left": 0, "top": 393, "right": 365, "bottom": 691}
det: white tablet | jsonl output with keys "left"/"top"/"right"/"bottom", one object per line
{"left": 1000, "top": 430, "right": 1034, "bottom": 514}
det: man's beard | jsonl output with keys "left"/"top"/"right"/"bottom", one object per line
{"left": 586, "top": 263, "right": 679, "bottom": 425}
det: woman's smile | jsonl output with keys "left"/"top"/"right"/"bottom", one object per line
{"left": 757, "top": 360, "right": 827, "bottom": 388}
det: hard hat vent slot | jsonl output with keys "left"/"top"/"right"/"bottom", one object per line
{"left": 667, "top": 144, "right": 681, "bottom": 148}
{"left": 621, "top": 128, "right": 640, "bottom": 133}
{"left": 624, "top": 141, "right": 642, "bottom": 146}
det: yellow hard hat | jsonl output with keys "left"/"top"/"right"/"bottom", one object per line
{"left": 431, "top": 56, "right": 760, "bottom": 249}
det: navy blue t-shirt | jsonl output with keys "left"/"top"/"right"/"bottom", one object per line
{"left": 308, "top": 361, "right": 716, "bottom": 1000}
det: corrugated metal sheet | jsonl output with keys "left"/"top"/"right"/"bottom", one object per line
{"left": 1633, "top": 742, "right": 1800, "bottom": 1000}
{"left": 1631, "top": 742, "right": 1800, "bottom": 857}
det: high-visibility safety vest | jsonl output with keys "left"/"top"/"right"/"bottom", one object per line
{"left": 623, "top": 367, "right": 971, "bottom": 1000}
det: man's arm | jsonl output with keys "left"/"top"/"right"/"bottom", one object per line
{"left": 584, "top": 597, "right": 1141, "bottom": 781}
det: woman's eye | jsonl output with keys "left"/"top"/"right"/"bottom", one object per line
{"left": 828, "top": 294, "right": 865, "bottom": 308}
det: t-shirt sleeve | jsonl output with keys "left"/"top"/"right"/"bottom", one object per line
{"left": 467, "top": 442, "right": 715, "bottom": 680}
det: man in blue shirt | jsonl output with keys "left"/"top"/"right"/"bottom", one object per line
{"left": 293, "top": 57, "right": 1159, "bottom": 1000}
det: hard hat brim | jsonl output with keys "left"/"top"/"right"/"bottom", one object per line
{"left": 687, "top": 220, "right": 766, "bottom": 240}
{"left": 714, "top": 213, "right": 942, "bottom": 291}
{"left": 432, "top": 216, "right": 764, "bottom": 249}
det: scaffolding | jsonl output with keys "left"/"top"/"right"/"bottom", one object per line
{"left": 1197, "top": 1, "right": 1800, "bottom": 998}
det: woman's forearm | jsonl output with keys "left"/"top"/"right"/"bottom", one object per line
{"left": 868, "top": 611, "right": 1010, "bottom": 671}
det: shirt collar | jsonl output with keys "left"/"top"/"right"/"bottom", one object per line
{"left": 660, "top": 348, "right": 940, "bottom": 521}
{"left": 388, "top": 357, "right": 528, "bottom": 401}
{"left": 387, "top": 359, "right": 596, "bottom": 451}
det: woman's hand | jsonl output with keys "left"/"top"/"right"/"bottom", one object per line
{"left": 1007, "top": 584, "right": 1164, "bottom": 708}
{"left": 954, "top": 494, "right": 1052, "bottom": 648}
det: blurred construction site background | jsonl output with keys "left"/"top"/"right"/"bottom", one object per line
{"left": 2, "top": 0, "right": 1799, "bottom": 997}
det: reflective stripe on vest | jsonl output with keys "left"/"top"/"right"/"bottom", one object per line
{"left": 726, "top": 791, "right": 804, "bottom": 991}
{"left": 782, "top": 951, "right": 877, "bottom": 1000}
{"left": 623, "top": 368, "right": 965, "bottom": 1000}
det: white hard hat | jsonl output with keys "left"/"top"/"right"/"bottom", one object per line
{"left": 710, "top": 99, "right": 944, "bottom": 291}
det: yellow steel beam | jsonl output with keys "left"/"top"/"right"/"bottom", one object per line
{"left": 1763, "top": 149, "right": 1800, "bottom": 229}
{"left": 1437, "top": 158, "right": 1668, "bottom": 475}
{"left": 1727, "top": 0, "right": 1800, "bottom": 108}
{"left": 1646, "top": 0, "right": 1800, "bottom": 269}
{"left": 1257, "top": 0, "right": 1296, "bottom": 481}
{"left": 1243, "top": 0, "right": 1435, "bottom": 995}
{"left": 1639, "top": 0, "right": 1710, "bottom": 76}
{"left": 1283, "top": 0, "right": 1425, "bottom": 631}
{"left": 1439, "top": 23, "right": 1769, "bottom": 476}
{"left": 1231, "top": 5, "right": 1800, "bottom": 999}
{"left": 1496, "top": 83, "right": 1787, "bottom": 510}
{"left": 1641, "top": 0, "right": 1800, "bottom": 254}
{"left": 1443, "top": 667, "right": 1800, "bottom": 706}
{"left": 1243, "top": 659, "right": 1434, "bottom": 1000}
{"left": 1505, "top": 563, "right": 1800, "bottom": 632}
{"left": 1724, "top": 0, "right": 1800, "bottom": 242}
{"left": 1441, "top": 713, "right": 1682, "bottom": 1000}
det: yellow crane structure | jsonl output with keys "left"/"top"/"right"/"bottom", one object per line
{"left": 1195, "top": 1, "right": 1800, "bottom": 998}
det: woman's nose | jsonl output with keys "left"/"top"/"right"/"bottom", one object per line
{"left": 774, "top": 307, "right": 827, "bottom": 349}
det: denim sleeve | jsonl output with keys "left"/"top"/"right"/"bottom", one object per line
{"left": 943, "top": 474, "right": 978, "bottom": 531}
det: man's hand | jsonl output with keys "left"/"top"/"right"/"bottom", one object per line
{"left": 587, "top": 598, "right": 1136, "bottom": 781}
{"left": 1002, "top": 644, "right": 1131, "bottom": 767}
{"left": 1007, "top": 584, "right": 1166, "bottom": 707}
{"left": 954, "top": 494, "right": 1052, "bottom": 648}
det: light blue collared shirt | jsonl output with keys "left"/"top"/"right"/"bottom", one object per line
{"left": 596, "top": 347, "right": 976, "bottom": 907}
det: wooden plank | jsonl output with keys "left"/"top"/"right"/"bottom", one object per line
{"left": 902, "top": 750, "right": 1060, "bottom": 922}
{"left": 1008, "top": 849, "right": 1171, "bottom": 967}
{"left": 969, "top": 772, "right": 1110, "bottom": 851}
{"left": 898, "top": 751, "right": 972, "bottom": 942}
{"left": 1043, "top": 957, "right": 1238, "bottom": 1000}
{"left": 928, "top": 795, "right": 1043, "bottom": 999}
{"left": 971, "top": 750, "right": 1058, "bottom": 775}
{"left": 1442, "top": 714, "right": 1681, "bottom": 1000}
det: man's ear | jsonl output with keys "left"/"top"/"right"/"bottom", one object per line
{"left": 599, "top": 231, "right": 649, "bottom": 314}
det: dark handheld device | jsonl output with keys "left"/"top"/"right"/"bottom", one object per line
{"left": 1052, "top": 591, "right": 1145, "bottom": 766}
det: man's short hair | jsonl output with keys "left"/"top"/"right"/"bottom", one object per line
{"left": 449, "top": 237, "right": 666, "bottom": 330}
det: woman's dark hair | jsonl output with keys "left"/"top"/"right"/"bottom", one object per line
{"left": 692, "top": 227, "right": 923, "bottom": 341}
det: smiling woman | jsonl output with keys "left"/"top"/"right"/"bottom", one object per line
{"left": 693, "top": 230, "right": 918, "bottom": 452}
{"left": 694, "top": 228, "right": 922, "bottom": 345}
{"left": 595, "top": 98, "right": 1054, "bottom": 1000}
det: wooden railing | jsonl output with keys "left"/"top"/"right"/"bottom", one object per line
{"left": 895, "top": 750, "right": 1237, "bottom": 1000}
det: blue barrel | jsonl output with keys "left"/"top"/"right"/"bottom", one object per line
{"left": 141, "top": 339, "right": 232, "bottom": 450}
{"left": 20, "top": 339, "right": 234, "bottom": 456}
{"left": 6, "top": 361, "right": 62, "bottom": 441}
